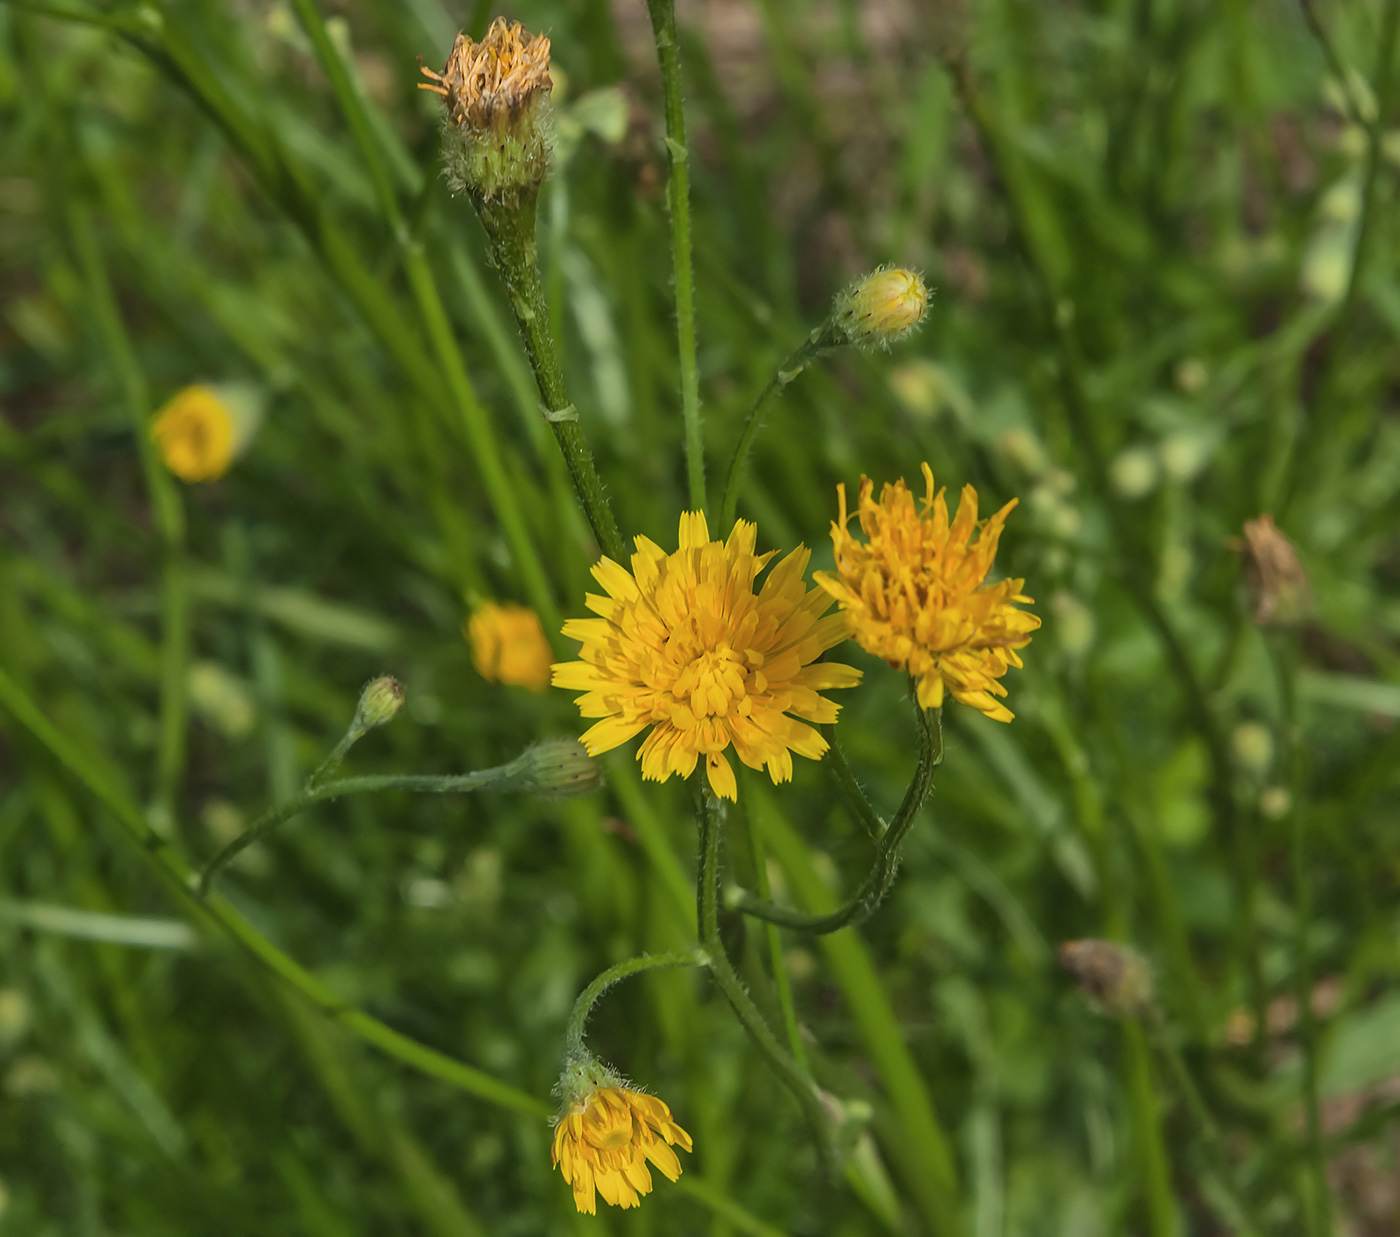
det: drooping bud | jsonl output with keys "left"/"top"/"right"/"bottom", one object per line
{"left": 352, "top": 676, "right": 404, "bottom": 733}
{"left": 1059, "top": 939, "right": 1155, "bottom": 1020}
{"left": 502, "top": 738, "right": 602, "bottom": 798}
{"left": 833, "top": 266, "right": 929, "bottom": 350}
{"left": 419, "top": 18, "right": 555, "bottom": 203}
{"left": 1235, "top": 514, "right": 1311, "bottom": 626}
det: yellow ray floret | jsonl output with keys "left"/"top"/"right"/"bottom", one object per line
{"left": 467, "top": 601, "right": 552, "bottom": 692}
{"left": 552, "top": 1085, "right": 693, "bottom": 1215}
{"left": 813, "top": 463, "right": 1040, "bottom": 722}
{"left": 552, "top": 512, "right": 862, "bottom": 800}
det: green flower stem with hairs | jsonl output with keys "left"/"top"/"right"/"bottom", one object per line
{"left": 285, "top": 0, "right": 562, "bottom": 633}
{"left": 472, "top": 190, "right": 625, "bottom": 564}
{"left": 693, "top": 787, "right": 838, "bottom": 1175}
{"left": 645, "top": 0, "right": 707, "bottom": 514}
{"left": 563, "top": 951, "right": 706, "bottom": 1063}
{"left": 719, "top": 323, "right": 843, "bottom": 529}
{"left": 733, "top": 691, "right": 942, "bottom": 935}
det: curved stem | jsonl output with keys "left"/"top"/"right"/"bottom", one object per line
{"left": 695, "top": 788, "right": 835, "bottom": 1173}
{"left": 718, "top": 325, "right": 841, "bottom": 528}
{"left": 473, "top": 192, "right": 625, "bottom": 563}
{"left": 0, "top": 666, "right": 548, "bottom": 1119}
{"left": 733, "top": 696, "right": 942, "bottom": 935}
{"left": 823, "top": 727, "right": 886, "bottom": 841}
{"left": 198, "top": 770, "right": 509, "bottom": 898}
{"left": 563, "top": 950, "right": 704, "bottom": 1061}
{"left": 645, "top": 0, "right": 706, "bottom": 514}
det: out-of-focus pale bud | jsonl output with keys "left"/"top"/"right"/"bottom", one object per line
{"left": 1059, "top": 939, "right": 1155, "bottom": 1020}
{"left": 833, "top": 267, "right": 930, "bottom": 351}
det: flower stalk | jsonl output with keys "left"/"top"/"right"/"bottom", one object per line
{"left": 733, "top": 689, "right": 942, "bottom": 934}
{"left": 694, "top": 787, "right": 837, "bottom": 1174}
{"left": 644, "top": 0, "right": 706, "bottom": 514}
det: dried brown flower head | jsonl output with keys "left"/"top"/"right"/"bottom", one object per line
{"left": 1059, "top": 939, "right": 1155, "bottom": 1020}
{"left": 1235, "top": 514, "right": 1311, "bottom": 626}
{"left": 418, "top": 18, "right": 555, "bottom": 201}
{"left": 419, "top": 18, "right": 552, "bottom": 131}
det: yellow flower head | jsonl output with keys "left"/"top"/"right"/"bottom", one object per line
{"left": 552, "top": 1083, "right": 693, "bottom": 1215}
{"left": 814, "top": 464, "right": 1039, "bottom": 722}
{"left": 151, "top": 386, "right": 235, "bottom": 483}
{"left": 467, "top": 601, "right": 552, "bottom": 691}
{"left": 553, "top": 513, "right": 861, "bottom": 801}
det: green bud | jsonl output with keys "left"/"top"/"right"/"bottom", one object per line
{"left": 503, "top": 738, "right": 602, "bottom": 798}
{"left": 833, "top": 266, "right": 929, "bottom": 350}
{"left": 353, "top": 676, "right": 404, "bottom": 733}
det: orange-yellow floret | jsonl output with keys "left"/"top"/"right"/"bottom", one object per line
{"left": 814, "top": 464, "right": 1039, "bottom": 721}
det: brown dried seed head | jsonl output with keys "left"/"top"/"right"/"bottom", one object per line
{"left": 1059, "top": 939, "right": 1155, "bottom": 1019}
{"left": 419, "top": 17, "right": 552, "bottom": 131}
{"left": 1236, "top": 514, "right": 1311, "bottom": 626}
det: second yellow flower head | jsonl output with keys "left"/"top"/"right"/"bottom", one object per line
{"left": 815, "top": 464, "right": 1039, "bottom": 721}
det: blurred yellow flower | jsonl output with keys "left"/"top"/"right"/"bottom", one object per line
{"left": 553, "top": 512, "right": 861, "bottom": 800}
{"left": 150, "top": 386, "right": 235, "bottom": 482}
{"left": 467, "top": 601, "right": 552, "bottom": 691}
{"left": 815, "top": 464, "right": 1039, "bottom": 722}
{"left": 551, "top": 1083, "right": 692, "bottom": 1215}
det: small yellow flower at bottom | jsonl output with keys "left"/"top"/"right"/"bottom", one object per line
{"left": 466, "top": 601, "right": 552, "bottom": 691}
{"left": 151, "top": 386, "right": 235, "bottom": 482}
{"left": 552, "top": 1084, "right": 693, "bottom": 1215}
{"left": 814, "top": 463, "right": 1039, "bottom": 721}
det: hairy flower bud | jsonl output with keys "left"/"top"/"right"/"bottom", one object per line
{"left": 503, "top": 738, "right": 602, "bottom": 798}
{"left": 353, "top": 676, "right": 404, "bottom": 733}
{"left": 833, "top": 267, "right": 929, "bottom": 350}
{"left": 419, "top": 18, "right": 555, "bottom": 203}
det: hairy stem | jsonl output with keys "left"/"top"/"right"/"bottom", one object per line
{"left": 719, "top": 324, "right": 842, "bottom": 528}
{"left": 474, "top": 192, "right": 625, "bottom": 563}
{"left": 733, "top": 696, "right": 942, "bottom": 935}
{"left": 645, "top": 0, "right": 706, "bottom": 514}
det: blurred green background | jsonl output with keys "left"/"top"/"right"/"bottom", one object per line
{"left": 3, "top": 0, "right": 1400, "bottom": 1233}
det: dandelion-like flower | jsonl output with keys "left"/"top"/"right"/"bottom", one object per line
{"left": 552, "top": 513, "right": 861, "bottom": 800}
{"left": 467, "top": 601, "right": 552, "bottom": 691}
{"left": 151, "top": 386, "right": 235, "bottom": 482}
{"left": 815, "top": 464, "right": 1039, "bottom": 721}
{"left": 552, "top": 1081, "right": 693, "bottom": 1215}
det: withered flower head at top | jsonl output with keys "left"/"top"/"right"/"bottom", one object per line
{"left": 419, "top": 17, "right": 555, "bottom": 202}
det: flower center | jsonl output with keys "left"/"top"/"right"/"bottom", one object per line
{"left": 671, "top": 643, "right": 750, "bottom": 719}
